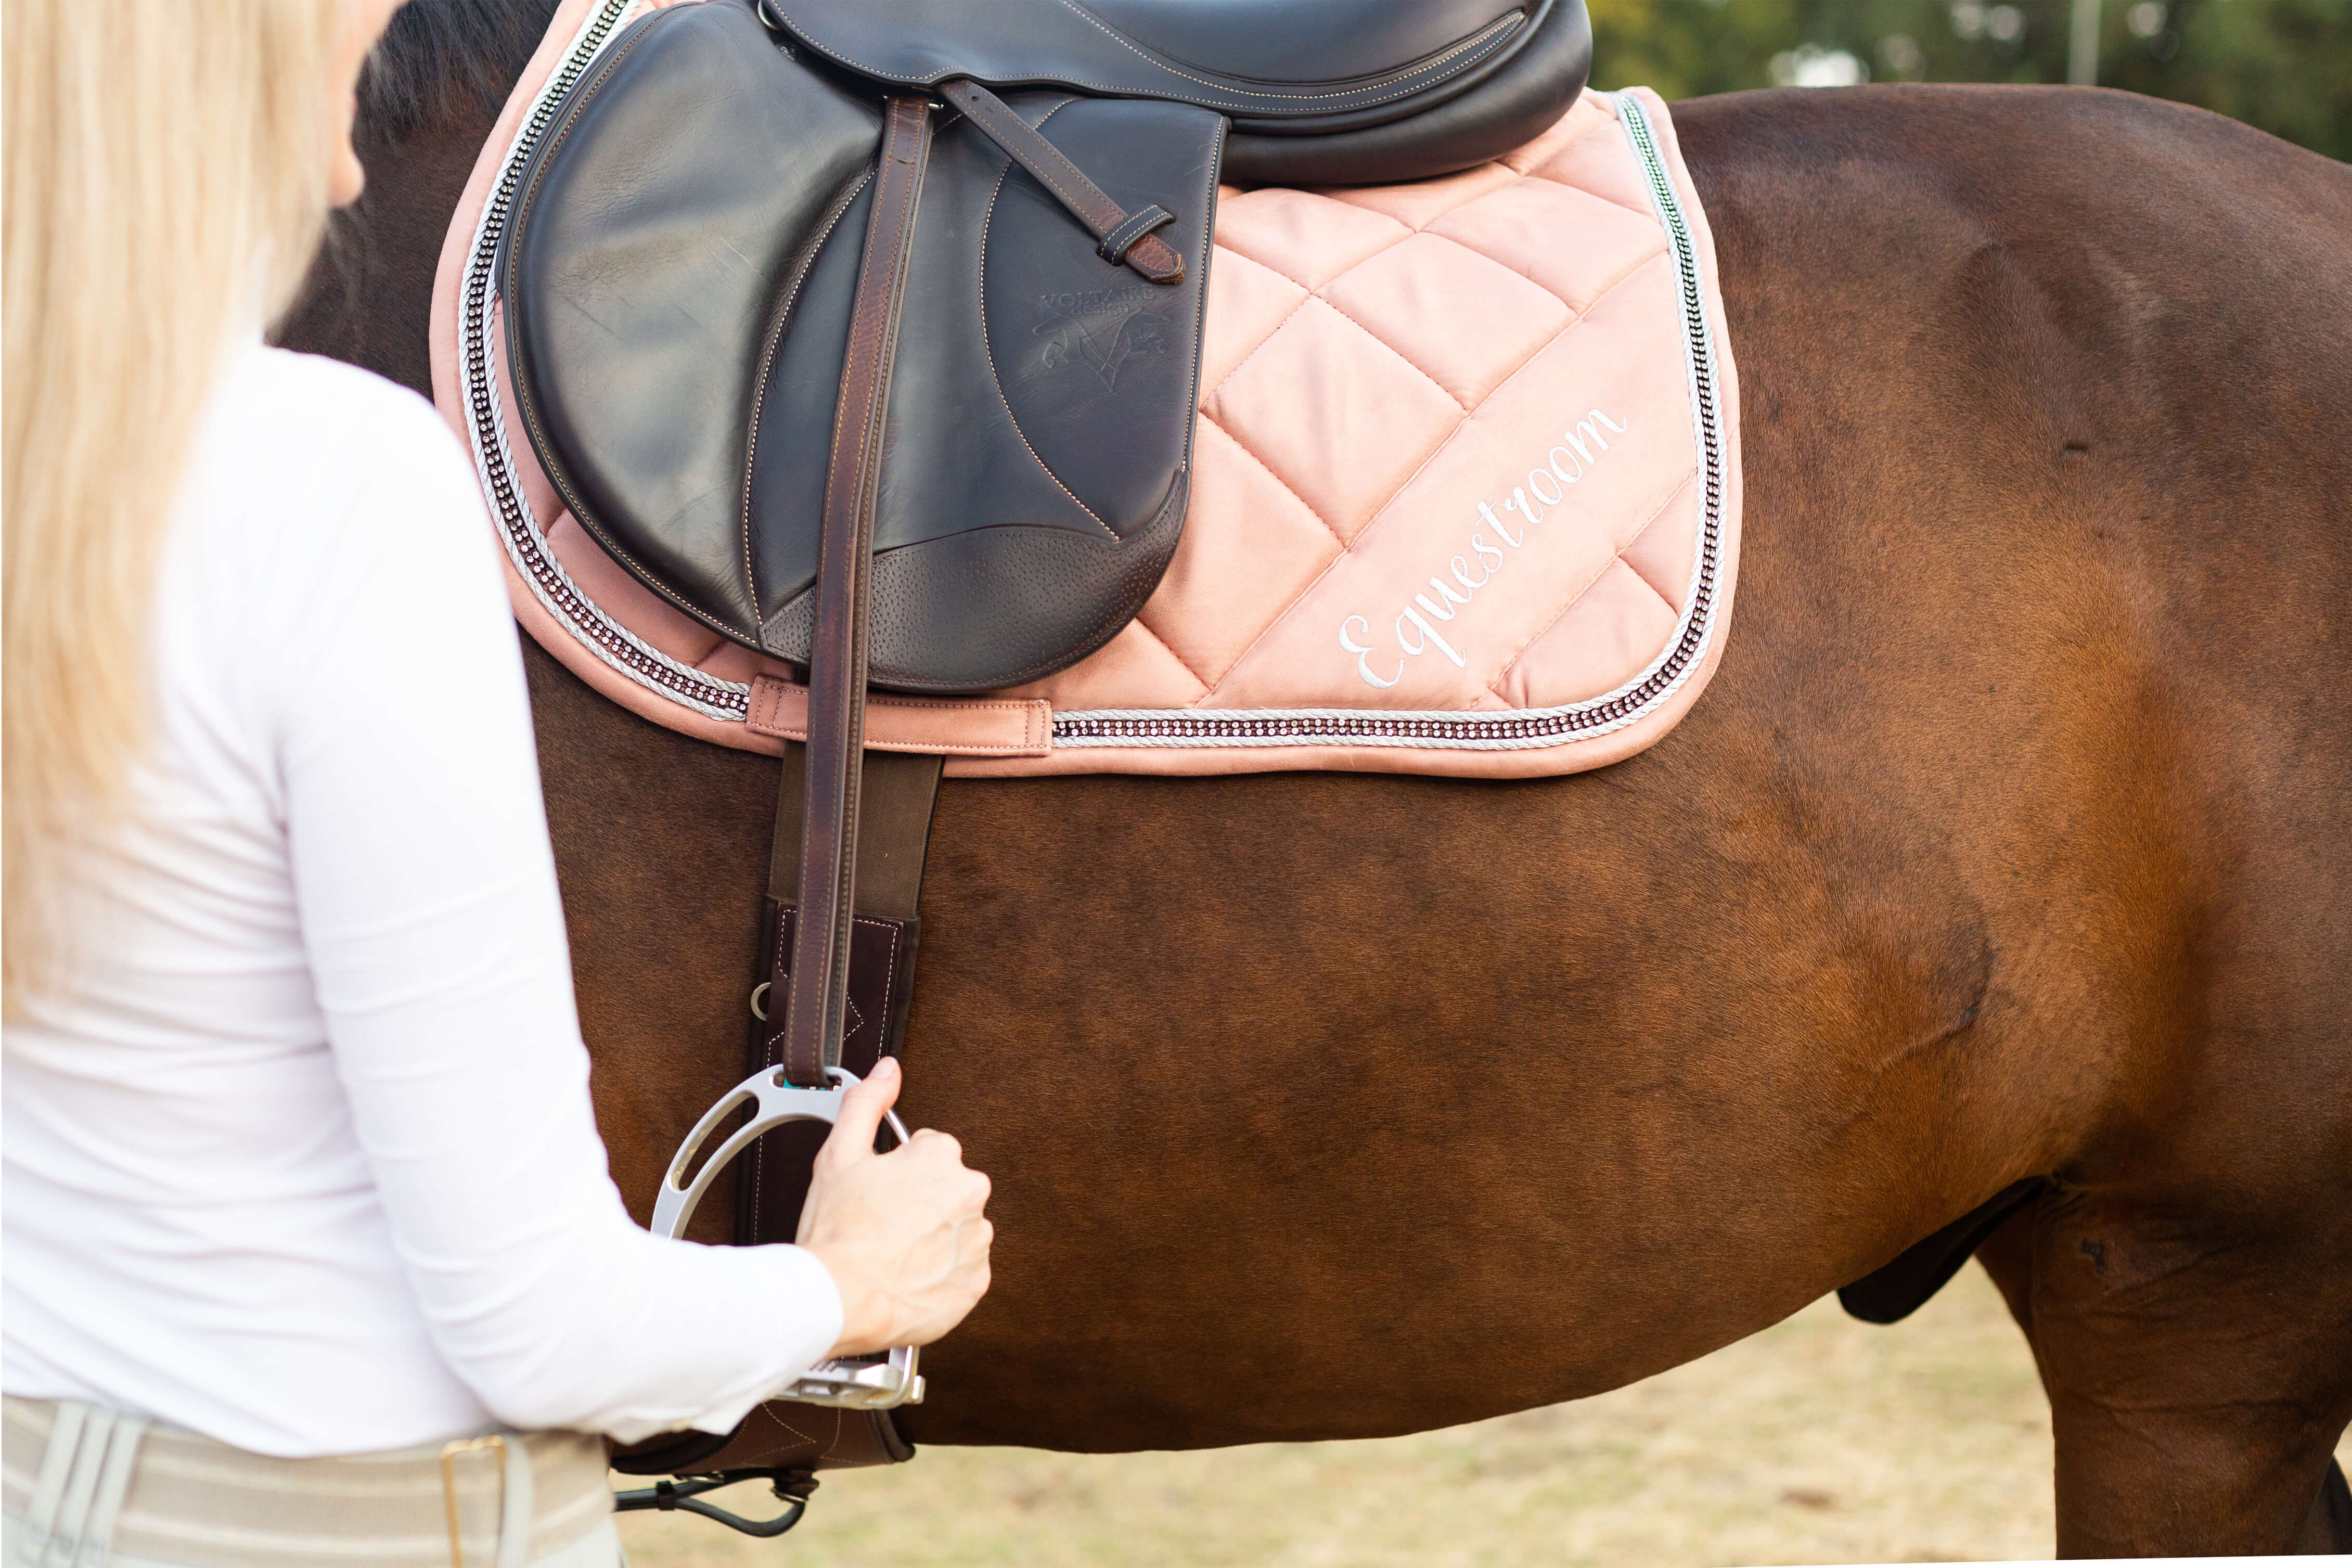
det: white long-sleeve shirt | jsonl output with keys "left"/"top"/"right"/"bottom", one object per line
{"left": 2, "top": 342, "right": 842, "bottom": 1456}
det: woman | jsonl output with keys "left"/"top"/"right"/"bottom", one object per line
{"left": 1, "top": 3, "right": 993, "bottom": 1562}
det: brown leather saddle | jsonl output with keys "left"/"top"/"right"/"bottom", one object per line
{"left": 496, "top": 0, "right": 1590, "bottom": 1527}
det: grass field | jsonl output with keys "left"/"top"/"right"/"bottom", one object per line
{"left": 617, "top": 1265, "right": 2350, "bottom": 1566}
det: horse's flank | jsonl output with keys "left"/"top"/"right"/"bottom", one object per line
{"left": 283, "top": 37, "right": 2352, "bottom": 1557}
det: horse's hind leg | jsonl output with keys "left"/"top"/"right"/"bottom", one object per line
{"left": 1977, "top": 1193, "right": 2352, "bottom": 1556}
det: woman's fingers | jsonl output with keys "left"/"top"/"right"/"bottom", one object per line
{"left": 792, "top": 1056, "right": 996, "bottom": 1355}
{"left": 817, "top": 1056, "right": 902, "bottom": 1169}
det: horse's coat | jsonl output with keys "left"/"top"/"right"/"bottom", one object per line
{"left": 430, "top": 0, "right": 1743, "bottom": 778}
{"left": 288, "top": 20, "right": 2352, "bottom": 1552}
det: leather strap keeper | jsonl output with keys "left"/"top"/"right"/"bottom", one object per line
{"left": 748, "top": 674, "right": 1050, "bottom": 758}
{"left": 938, "top": 78, "right": 1185, "bottom": 285}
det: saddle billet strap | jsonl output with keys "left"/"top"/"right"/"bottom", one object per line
{"left": 935, "top": 79, "right": 1183, "bottom": 285}
{"left": 757, "top": 745, "right": 944, "bottom": 1096}
{"left": 782, "top": 95, "right": 934, "bottom": 1089}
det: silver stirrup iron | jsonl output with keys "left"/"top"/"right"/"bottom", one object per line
{"left": 651, "top": 1064, "right": 925, "bottom": 1410}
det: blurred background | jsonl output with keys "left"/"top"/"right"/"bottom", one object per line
{"left": 1586, "top": 0, "right": 2349, "bottom": 158}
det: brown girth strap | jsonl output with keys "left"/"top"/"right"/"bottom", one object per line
{"left": 752, "top": 742, "right": 941, "bottom": 1210}
{"left": 757, "top": 742, "right": 943, "bottom": 1097}
{"left": 937, "top": 79, "right": 1185, "bottom": 284}
{"left": 780, "top": 95, "right": 933, "bottom": 1089}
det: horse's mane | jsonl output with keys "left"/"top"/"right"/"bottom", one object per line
{"left": 361, "top": 0, "right": 563, "bottom": 142}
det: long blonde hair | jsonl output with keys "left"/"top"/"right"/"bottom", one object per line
{"left": 4, "top": 0, "right": 351, "bottom": 1010}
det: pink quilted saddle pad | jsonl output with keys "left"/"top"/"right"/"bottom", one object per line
{"left": 431, "top": 0, "right": 1742, "bottom": 780}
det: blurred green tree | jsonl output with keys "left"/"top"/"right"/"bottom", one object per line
{"left": 1585, "top": 0, "right": 2350, "bottom": 158}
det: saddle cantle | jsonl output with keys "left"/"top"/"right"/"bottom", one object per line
{"left": 769, "top": 0, "right": 1595, "bottom": 185}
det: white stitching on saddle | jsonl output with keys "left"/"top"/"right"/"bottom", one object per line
{"left": 1049, "top": 0, "right": 1520, "bottom": 105}
{"left": 508, "top": 18, "right": 743, "bottom": 639}
{"left": 742, "top": 170, "right": 875, "bottom": 635}
{"left": 769, "top": 2, "right": 1520, "bottom": 110}
{"left": 972, "top": 95, "right": 1117, "bottom": 252}
{"left": 756, "top": 1403, "right": 822, "bottom": 1452}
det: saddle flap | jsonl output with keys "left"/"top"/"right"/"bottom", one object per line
{"left": 503, "top": 0, "right": 1222, "bottom": 692}
{"left": 503, "top": 0, "right": 878, "bottom": 639}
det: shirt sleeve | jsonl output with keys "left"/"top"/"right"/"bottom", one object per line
{"left": 273, "top": 385, "right": 841, "bottom": 1442}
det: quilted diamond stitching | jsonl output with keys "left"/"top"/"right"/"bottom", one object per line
{"left": 1321, "top": 161, "right": 1521, "bottom": 233}
{"left": 1201, "top": 295, "right": 1466, "bottom": 539}
{"left": 1210, "top": 212, "right": 1485, "bottom": 406}
{"left": 1287, "top": 288, "right": 1472, "bottom": 412}
{"left": 1198, "top": 246, "right": 1310, "bottom": 387}
{"left": 1211, "top": 195, "right": 1660, "bottom": 449}
{"left": 1497, "top": 559, "right": 1682, "bottom": 707}
{"left": 1249, "top": 246, "right": 1672, "bottom": 582}
{"left": 1315, "top": 230, "right": 1574, "bottom": 409}
{"left": 1126, "top": 612, "right": 1214, "bottom": 695}
{"left": 1140, "top": 414, "right": 1345, "bottom": 689}
{"left": 1488, "top": 473, "right": 1693, "bottom": 701}
{"left": 1520, "top": 130, "right": 1663, "bottom": 218}
{"left": 1183, "top": 124, "right": 1700, "bottom": 704}
{"left": 1424, "top": 181, "right": 1668, "bottom": 313}
{"left": 1507, "top": 117, "right": 1621, "bottom": 174}
{"left": 1211, "top": 188, "right": 1414, "bottom": 291}
{"left": 1190, "top": 409, "right": 1347, "bottom": 550}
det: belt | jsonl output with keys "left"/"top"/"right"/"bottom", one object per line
{"left": 1, "top": 1397, "right": 610, "bottom": 1568}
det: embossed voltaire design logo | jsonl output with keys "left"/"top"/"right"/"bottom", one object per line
{"left": 1033, "top": 287, "right": 1170, "bottom": 392}
{"left": 1339, "top": 409, "right": 1630, "bottom": 689}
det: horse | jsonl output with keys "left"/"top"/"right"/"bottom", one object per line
{"left": 282, "top": 4, "right": 2352, "bottom": 1553}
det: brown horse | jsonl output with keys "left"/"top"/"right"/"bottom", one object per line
{"left": 286, "top": 8, "right": 2352, "bottom": 1554}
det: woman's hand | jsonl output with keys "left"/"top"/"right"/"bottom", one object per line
{"left": 796, "top": 1057, "right": 993, "bottom": 1359}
